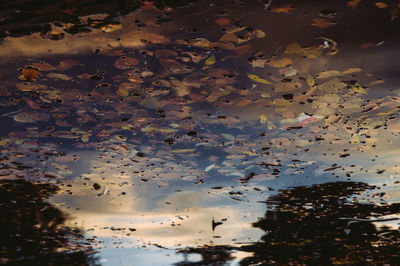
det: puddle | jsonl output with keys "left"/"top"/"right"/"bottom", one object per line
{"left": 1, "top": 0, "right": 400, "bottom": 264}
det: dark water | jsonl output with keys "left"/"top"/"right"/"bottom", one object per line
{"left": 1, "top": 0, "right": 400, "bottom": 265}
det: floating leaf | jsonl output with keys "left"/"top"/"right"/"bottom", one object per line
{"left": 375, "top": 2, "right": 388, "bottom": 8}
{"left": 215, "top": 18, "right": 231, "bottom": 26}
{"left": 205, "top": 163, "right": 217, "bottom": 172}
{"left": 205, "top": 55, "right": 216, "bottom": 65}
{"left": 302, "top": 46, "right": 322, "bottom": 59}
{"left": 274, "top": 80, "right": 302, "bottom": 92}
{"left": 318, "top": 78, "right": 346, "bottom": 93}
{"left": 118, "top": 87, "right": 129, "bottom": 96}
{"left": 0, "top": 138, "right": 10, "bottom": 146}
{"left": 220, "top": 33, "right": 239, "bottom": 42}
{"left": 255, "top": 29, "right": 266, "bottom": 38}
{"left": 247, "top": 74, "right": 272, "bottom": 84}
{"left": 47, "top": 73, "right": 73, "bottom": 81}
{"left": 307, "top": 74, "right": 315, "bottom": 87}
{"left": 13, "top": 113, "right": 35, "bottom": 123}
{"left": 312, "top": 18, "right": 335, "bottom": 28}
{"left": 348, "top": 0, "right": 361, "bottom": 8}
{"left": 316, "top": 70, "right": 342, "bottom": 79}
{"left": 250, "top": 59, "right": 267, "bottom": 68}
{"left": 171, "top": 149, "right": 195, "bottom": 153}
{"left": 285, "top": 42, "right": 303, "bottom": 54}
{"left": 114, "top": 57, "right": 139, "bottom": 70}
{"left": 267, "top": 57, "right": 292, "bottom": 68}
{"left": 259, "top": 114, "right": 267, "bottom": 124}
{"left": 351, "top": 83, "right": 367, "bottom": 94}
{"left": 271, "top": 5, "right": 293, "bottom": 13}
{"left": 19, "top": 68, "right": 40, "bottom": 81}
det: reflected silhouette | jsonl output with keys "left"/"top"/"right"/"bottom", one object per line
{"left": 0, "top": 179, "right": 99, "bottom": 265}
{"left": 176, "top": 182, "right": 400, "bottom": 265}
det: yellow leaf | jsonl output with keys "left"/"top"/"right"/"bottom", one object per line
{"left": 259, "top": 114, "right": 267, "bottom": 124}
{"left": 158, "top": 128, "right": 178, "bottom": 133}
{"left": 121, "top": 124, "right": 133, "bottom": 130}
{"left": 255, "top": 29, "right": 266, "bottom": 38}
{"left": 205, "top": 55, "right": 216, "bottom": 65}
{"left": 375, "top": 2, "right": 388, "bottom": 8}
{"left": 243, "top": 151, "right": 257, "bottom": 156}
{"left": 247, "top": 74, "right": 272, "bottom": 84}
{"left": 118, "top": 87, "right": 129, "bottom": 96}
{"left": 141, "top": 126, "right": 157, "bottom": 133}
{"left": 351, "top": 84, "right": 367, "bottom": 94}
{"left": 171, "top": 149, "right": 195, "bottom": 153}
{"left": 81, "top": 135, "right": 89, "bottom": 143}
{"left": 307, "top": 74, "right": 315, "bottom": 87}
{"left": 0, "top": 138, "right": 10, "bottom": 146}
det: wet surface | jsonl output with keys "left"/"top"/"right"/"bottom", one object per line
{"left": 1, "top": 0, "right": 400, "bottom": 265}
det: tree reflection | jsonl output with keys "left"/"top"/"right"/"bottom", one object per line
{"left": 0, "top": 179, "right": 99, "bottom": 265}
{"left": 176, "top": 182, "right": 400, "bottom": 265}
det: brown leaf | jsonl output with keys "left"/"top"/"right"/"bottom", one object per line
{"left": 114, "top": 57, "right": 139, "bottom": 70}
{"left": 347, "top": 0, "right": 361, "bottom": 8}
{"left": 271, "top": 5, "right": 293, "bottom": 13}
{"left": 19, "top": 68, "right": 40, "bottom": 81}
{"left": 312, "top": 18, "right": 335, "bottom": 28}
{"left": 267, "top": 57, "right": 292, "bottom": 68}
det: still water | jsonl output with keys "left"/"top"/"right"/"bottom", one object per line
{"left": 1, "top": 0, "right": 400, "bottom": 265}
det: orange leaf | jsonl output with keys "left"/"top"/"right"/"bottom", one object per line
{"left": 19, "top": 68, "right": 40, "bottom": 81}
{"left": 312, "top": 18, "right": 335, "bottom": 28}
{"left": 215, "top": 18, "right": 231, "bottom": 26}
{"left": 271, "top": 5, "right": 293, "bottom": 13}
{"left": 375, "top": 2, "right": 388, "bottom": 8}
{"left": 347, "top": 0, "right": 361, "bottom": 8}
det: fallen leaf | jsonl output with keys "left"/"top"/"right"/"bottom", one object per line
{"left": 220, "top": 33, "right": 239, "bottom": 42}
{"left": 13, "top": 113, "right": 35, "bottom": 123}
{"left": 285, "top": 42, "right": 303, "bottom": 54}
{"left": 259, "top": 114, "right": 267, "bottom": 124}
{"left": 247, "top": 74, "right": 272, "bottom": 84}
{"left": 318, "top": 78, "right": 346, "bottom": 93}
{"left": 47, "top": 73, "right": 73, "bottom": 81}
{"left": 250, "top": 59, "right": 267, "bottom": 68}
{"left": 19, "top": 68, "right": 40, "bottom": 81}
{"left": 375, "top": 2, "right": 388, "bottom": 8}
{"left": 307, "top": 74, "right": 315, "bottom": 87}
{"left": 171, "top": 77, "right": 191, "bottom": 96}
{"left": 348, "top": 0, "right": 361, "bottom": 8}
{"left": 267, "top": 57, "right": 292, "bottom": 68}
{"left": 216, "top": 18, "right": 231, "bottom": 26}
{"left": 302, "top": 46, "right": 322, "bottom": 59}
{"left": 31, "top": 62, "right": 57, "bottom": 71}
{"left": 141, "top": 1, "right": 155, "bottom": 10}
{"left": 171, "top": 149, "right": 196, "bottom": 153}
{"left": 316, "top": 70, "right": 342, "bottom": 79}
{"left": 274, "top": 80, "right": 302, "bottom": 92}
{"left": 351, "top": 83, "right": 367, "bottom": 94}
{"left": 271, "top": 5, "right": 293, "bottom": 13}
{"left": 312, "top": 18, "right": 335, "bottom": 28}
{"left": 114, "top": 57, "right": 139, "bottom": 69}
{"left": 255, "top": 29, "right": 266, "bottom": 38}
{"left": 205, "top": 55, "right": 216, "bottom": 65}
